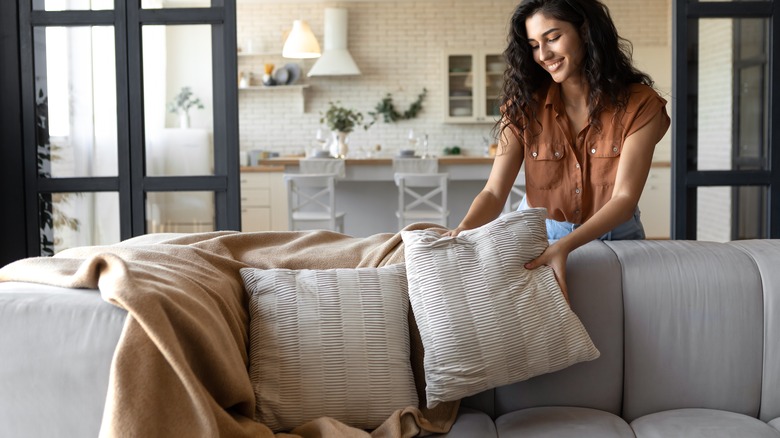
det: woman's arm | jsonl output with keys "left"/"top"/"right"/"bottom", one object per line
{"left": 447, "top": 125, "right": 524, "bottom": 236}
{"left": 524, "top": 110, "right": 668, "bottom": 299}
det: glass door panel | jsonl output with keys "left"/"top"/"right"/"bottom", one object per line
{"left": 39, "top": 191, "right": 120, "bottom": 255}
{"left": 142, "top": 24, "right": 214, "bottom": 177}
{"left": 696, "top": 186, "right": 767, "bottom": 241}
{"left": 447, "top": 54, "right": 474, "bottom": 118}
{"left": 146, "top": 191, "right": 215, "bottom": 233}
{"left": 34, "top": 26, "right": 118, "bottom": 178}
{"left": 141, "top": 0, "right": 211, "bottom": 8}
{"left": 695, "top": 18, "right": 768, "bottom": 172}
{"left": 484, "top": 53, "right": 504, "bottom": 118}
{"left": 33, "top": 0, "right": 113, "bottom": 11}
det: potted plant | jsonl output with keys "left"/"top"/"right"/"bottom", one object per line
{"left": 168, "top": 86, "right": 204, "bottom": 129}
{"left": 320, "top": 101, "right": 364, "bottom": 157}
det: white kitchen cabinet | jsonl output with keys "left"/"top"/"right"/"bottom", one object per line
{"left": 444, "top": 49, "right": 505, "bottom": 124}
{"left": 240, "top": 171, "right": 288, "bottom": 232}
{"left": 638, "top": 166, "right": 671, "bottom": 239}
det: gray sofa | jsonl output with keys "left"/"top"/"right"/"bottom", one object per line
{"left": 2, "top": 239, "right": 780, "bottom": 437}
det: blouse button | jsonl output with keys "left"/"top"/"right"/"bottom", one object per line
{"left": 590, "top": 148, "right": 596, "bottom": 154}
{"left": 612, "top": 147, "right": 618, "bottom": 152}
{"left": 554, "top": 151, "right": 560, "bottom": 157}
{"left": 575, "top": 163, "right": 581, "bottom": 169}
{"left": 532, "top": 152, "right": 538, "bottom": 158}
{"left": 575, "top": 188, "right": 581, "bottom": 194}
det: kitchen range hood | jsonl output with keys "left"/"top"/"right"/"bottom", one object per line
{"left": 307, "top": 8, "right": 361, "bottom": 77}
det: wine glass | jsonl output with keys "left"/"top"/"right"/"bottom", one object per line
{"left": 422, "top": 133, "right": 430, "bottom": 158}
{"left": 315, "top": 128, "right": 327, "bottom": 150}
{"left": 407, "top": 129, "right": 418, "bottom": 155}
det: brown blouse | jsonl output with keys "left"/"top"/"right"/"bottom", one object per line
{"left": 519, "top": 82, "right": 670, "bottom": 224}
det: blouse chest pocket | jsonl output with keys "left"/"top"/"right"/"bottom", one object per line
{"left": 587, "top": 142, "right": 622, "bottom": 186}
{"left": 526, "top": 143, "right": 565, "bottom": 190}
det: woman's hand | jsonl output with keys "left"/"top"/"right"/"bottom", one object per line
{"left": 444, "top": 225, "right": 469, "bottom": 237}
{"left": 524, "top": 243, "right": 570, "bottom": 303}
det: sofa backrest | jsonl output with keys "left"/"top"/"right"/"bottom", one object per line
{"left": 608, "top": 240, "right": 765, "bottom": 422}
{"left": 462, "top": 240, "right": 626, "bottom": 418}
{"left": 727, "top": 240, "right": 780, "bottom": 423}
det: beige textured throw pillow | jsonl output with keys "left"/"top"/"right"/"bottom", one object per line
{"left": 240, "top": 264, "right": 418, "bottom": 432}
{"left": 401, "top": 208, "right": 600, "bottom": 408}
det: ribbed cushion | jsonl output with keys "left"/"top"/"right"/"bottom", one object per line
{"left": 401, "top": 209, "right": 600, "bottom": 408}
{"left": 240, "top": 264, "right": 417, "bottom": 432}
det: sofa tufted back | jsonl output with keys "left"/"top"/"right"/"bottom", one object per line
{"left": 609, "top": 240, "right": 764, "bottom": 422}
{"left": 462, "top": 239, "right": 780, "bottom": 424}
{"left": 727, "top": 240, "right": 780, "bottom": 423}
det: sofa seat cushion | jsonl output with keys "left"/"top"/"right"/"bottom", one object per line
{"left": 631, "top": 408, "right": 780, "bottom": 438}
{"left": 770, "top": 417, "right": 780, "bottom": 432}
{"left": 431, "top": 407, "right": 497, "bottom": 438}
{"left": 495, "top": 406, "right": 634, "bottom": 437}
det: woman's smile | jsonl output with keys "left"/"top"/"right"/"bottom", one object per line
{"left": 545, "top": 59, "right": 564, "bottom": 72}
{"left": 525, "top": 12, "right": 585, "bottom": 84}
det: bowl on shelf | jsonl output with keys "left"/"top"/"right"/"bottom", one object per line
{"left": 451, "top": 108, "right": 472, "bottom": 117}
{"left": 488, "top": 62, "right": 505, "bottom": 72}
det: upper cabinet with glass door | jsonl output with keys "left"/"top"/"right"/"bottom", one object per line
{"left": 444, "top": 49, "right": 505, "bottom": 124}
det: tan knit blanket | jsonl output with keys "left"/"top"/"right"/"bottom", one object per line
{"left": 0, "top": 227, "right": 459, "bottom": 437}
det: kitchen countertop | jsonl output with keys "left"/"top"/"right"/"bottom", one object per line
{"left": 240, "top": 156, "right": 671, "bottom": 173}
{"left": 240, "top": 155, "right": 495, "bottom": 172}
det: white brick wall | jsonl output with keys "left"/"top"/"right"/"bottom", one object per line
{"left": 236, "top": 0, "right": 671, "bottom": 157}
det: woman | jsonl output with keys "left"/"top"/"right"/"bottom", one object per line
{"left": 448, "top": 0, "right": 670, "bottom": 299}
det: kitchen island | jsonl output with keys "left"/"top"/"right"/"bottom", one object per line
{"left": 240, "top": 156, "right": 501, "bottom": 237}
{"left": 240, "top": 155, "right": 672, "bottom": 239}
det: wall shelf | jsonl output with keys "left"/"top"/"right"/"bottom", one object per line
{"left": 237, "top": 51, "right": 283, "bottom": 57}
{"left": 238, "top": 84, "right": 310, "bottom": 91}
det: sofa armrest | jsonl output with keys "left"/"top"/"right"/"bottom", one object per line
{"left": 0, "top": 282, "right": 127, "bottom": 437}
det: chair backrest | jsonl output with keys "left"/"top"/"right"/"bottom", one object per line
{"left": 283, "top": 173, "right": 339, "bottom": 228}
{"left": 392, "top": 157, "right": 438, "bottom": 174}
{"left": 299, "top": 158, "right": 346, "bottom": 179}
{"left": 394, "top": 172, "right": 449, "bottom": 228}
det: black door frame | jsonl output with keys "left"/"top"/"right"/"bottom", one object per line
{"left": 0, "top": 1, "right": 28, "bottom": 266}
{"left": 10, "top": 0, "right": 239, "bottom": 257}
{"left": 673, "top": 0, "right": 780, "bottom": 239}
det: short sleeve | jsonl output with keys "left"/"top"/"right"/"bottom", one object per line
{"left": 623, "top": 84, "right": 671, "bottom": 140}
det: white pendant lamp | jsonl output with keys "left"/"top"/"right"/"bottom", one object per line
{"left": 282, "top": 20, "right": 321, "bottom": 59}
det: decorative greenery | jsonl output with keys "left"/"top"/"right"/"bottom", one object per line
{"left": 35, "top": 87, "right": 79, "bottom": 256}
{"left": 366, "top": 88, "right": 427, "bottom": 128}
{"left": 319, "top": 101, "right": 364, "bottom": 133}
{"left": 167, "top": 86, "right": 204, "bottom": 115}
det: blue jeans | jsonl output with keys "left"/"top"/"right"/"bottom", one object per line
{"left": 518, "top": 197, "right": 645, "bottom": 241}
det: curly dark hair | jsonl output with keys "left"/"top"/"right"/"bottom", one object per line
{"left": 497, "top": 0, "right": 653, "bottom": 142}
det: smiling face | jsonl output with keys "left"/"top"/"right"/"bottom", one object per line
{"left": 525, "top": 11, "right": 586, "bottom": 86}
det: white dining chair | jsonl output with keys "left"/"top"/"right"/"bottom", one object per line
{"left": 283, "top": 173, "right": 345, "bottom": 233}
{"left": 394, "top": 172, "right": 449, "bottom": 230}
